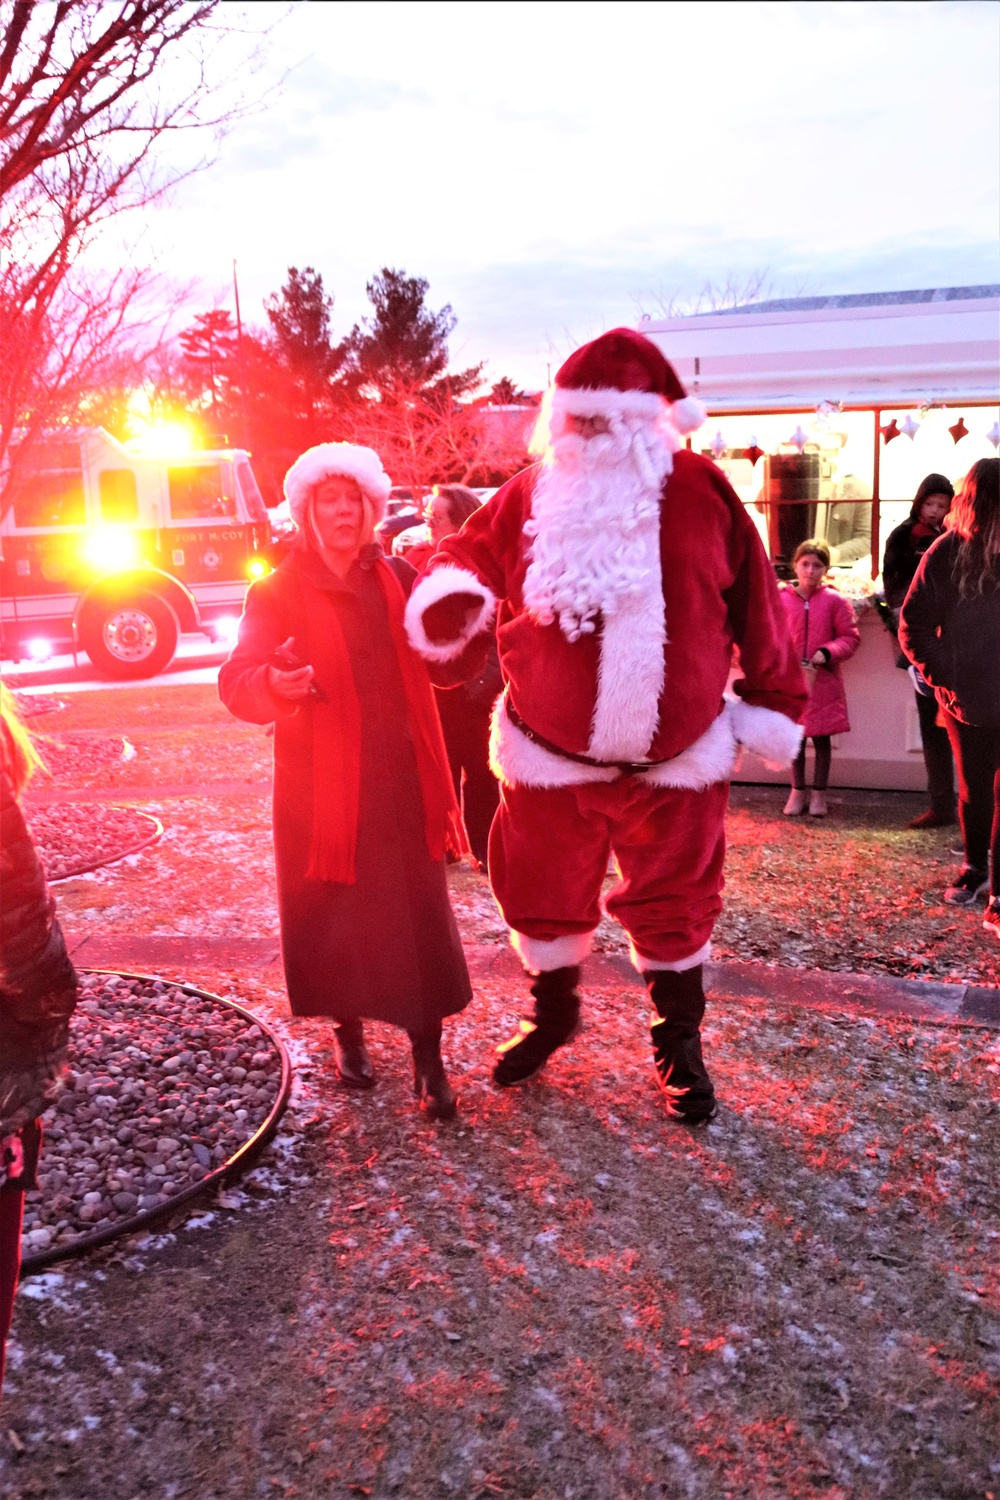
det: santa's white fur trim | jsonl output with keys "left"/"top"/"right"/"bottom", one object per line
{"left": 631, "top": 939, "right": 712, "bottom": 974}
{"left": 641, "top": 709, "right": 739, "bottom": 790}
{"left": 511, "top": 929, "right": 594, "bottom": 974}
{"left": 587, "top": 524, "right": 665, "bottom": 761}
{"left": 491, "top": 698, "right": 739, "bottom": 791}
{"left": 667, "top": 396, "right": 707, "bottom": 435}
{"left": 551, "top": 386, "right": 668, "bottom": 424}
{"left": 727, "top": 696, "right": 803, "bottom": 768}
{"left": 490, "top": 697, "right": 618, "bottom": 787}
{"left": 404, "top": 565, "right": 497, "bottom": 663}
{"left": 284, "top": 443, "right": 392, "bottom": 526}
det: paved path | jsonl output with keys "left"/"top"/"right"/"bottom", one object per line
{"left": 40, "top": 775, "right": 999, "bottom": 1033}
{"left": 27, "top": 781, "right": 271, "bottom": 805}
{"left": 64, "top": 932, "right": 1000, "bottom": 1029}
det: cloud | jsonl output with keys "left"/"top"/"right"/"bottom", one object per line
{"left": 440, "top": 232, "right": 1000, "bottom": 389}
{"left": 224, "top": 69, "right": 430, "bottom": 173}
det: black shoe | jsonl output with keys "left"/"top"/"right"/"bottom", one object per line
{"left": 492, "top": 965, "right": 581, "bottom": 1086}
{"left": 907, "top": 807, "right": 957, "bottom": 829}
{"left": 645, "top": 967, "right": 717, "bottom": 1124}
{"left": 332, "top": 1019, "right": 375, "bottom": 1089}
{"left": 410, "top": 1028, "right": 457, "bottom": 1121}
{"left": 943, "top": 866, "right": 990, "bottom": 907}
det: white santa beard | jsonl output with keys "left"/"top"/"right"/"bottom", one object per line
{"left": 523, "top": 418, "right": 675, "bottom": 762}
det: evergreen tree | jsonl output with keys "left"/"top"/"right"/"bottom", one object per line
{"left": 489, "top": 376, "right": 529, "bottom": 405}
{"left": 341, "top": 268, "right": 481, "bottom": 400}
{"left": 264, "top": 266, "right": 344, "bottom": 433}
{"left": 178, "top": 309, "right": 237, "bottom": 416}
{"left": 265, "top": 268, "right": 340, "bottom": 380}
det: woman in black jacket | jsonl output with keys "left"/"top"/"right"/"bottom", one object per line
{"left": 899, "top": 458, "right": 1000, "bottom": 936}
{"left": 882, "top": 472, "right": 955, "bottom": 828}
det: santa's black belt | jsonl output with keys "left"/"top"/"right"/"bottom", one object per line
{"left": 504, "top": 697, "right": 671, "bottom": 775}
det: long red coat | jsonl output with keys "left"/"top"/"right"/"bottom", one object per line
{"left": 218, "top": 545, "right": 471, "bottom": 1029}
{"left": 779, "top": 585, "right": 861, "bottom": 737}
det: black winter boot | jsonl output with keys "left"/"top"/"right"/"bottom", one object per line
{"left": 409, "top": 1025, "right": 457, "bottom": 1121}
{"left": 492, "top": 966, "right": 582, "bottom": 1087}
{"left": 645, "top": 966, "right": 717, "bottom": 1124}
{"left": 332, "top": 1018, "right": 375, "bottom": 1089}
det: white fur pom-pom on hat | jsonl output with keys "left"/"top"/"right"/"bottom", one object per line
{"left": 667, "top": 395, "right": 707, "bottom": 435}
{"left": 550, "top": 327, "right": 707, "bottom": 436}
{"left": 283, "top": 443, "right": 392, "bottom": 528}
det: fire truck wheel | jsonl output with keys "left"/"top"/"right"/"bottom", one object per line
{"left": 80, "top": 594, "right": 180, "bottom": 680}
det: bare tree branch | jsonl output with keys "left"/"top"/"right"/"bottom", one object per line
{"left": 0, "top": 0, "right": 275, "bottom": 491}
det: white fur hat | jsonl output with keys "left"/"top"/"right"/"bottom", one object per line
{"left": 283, "top": 443, "right": 392, "bottom": 527}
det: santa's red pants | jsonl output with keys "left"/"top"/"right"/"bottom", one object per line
{"left": 488, "top": 777, "right": 730, "bottom": 971}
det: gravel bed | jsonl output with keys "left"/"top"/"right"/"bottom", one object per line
{"left": 26, "top": 802, "right": 162, "bottom": 880}
{"left": 21, "top": 972, "right": 284, "bottom": 1258}
{"left": 35, "top": 730, "right": 135, "bottom": 781}
{"left": 11, "top": 691, "right": 66, "bottom": 719}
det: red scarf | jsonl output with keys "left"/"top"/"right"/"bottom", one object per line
{"left": 284, "top": 560, "right": 467, "bottom": 883}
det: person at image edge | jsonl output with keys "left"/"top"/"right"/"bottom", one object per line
{"left": 404, "top": 327, "right": 807, "bottom": 1122}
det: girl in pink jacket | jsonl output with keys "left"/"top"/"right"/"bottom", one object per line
{"left": 780, "top": 540, "right": 861, "bottom": 816}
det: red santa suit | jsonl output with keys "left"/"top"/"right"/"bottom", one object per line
{"left": 405, "top": 330, "right": 806, "bottom": 980}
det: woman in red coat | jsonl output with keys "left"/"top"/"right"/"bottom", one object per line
{"left": 779, "top": 540, "right": 861, "bottom": 817}
{"left": 219, "top": 445, "right": 471, "bottom": 1119}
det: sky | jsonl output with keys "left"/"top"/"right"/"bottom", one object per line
{"left": 140, "top": 0, "right": 1000, "bottom": 392}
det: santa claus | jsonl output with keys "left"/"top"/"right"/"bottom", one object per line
{"left": 405, "top": 328, "right": 806, "bottom": 1122}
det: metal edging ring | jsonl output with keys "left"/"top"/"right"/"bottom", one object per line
{"left": 20, "top": 969, "right": 293, "bottom": 1277}
{"left": 48, "top": 810, "right": 165, "bottom": 884}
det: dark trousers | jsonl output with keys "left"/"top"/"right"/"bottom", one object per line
{"left": 791, "top": 735, "right": 832, "bottom": 791}
{"left": 0, "top": 1185, "right": 24, "bottom": 1395}
{"left": 436, "top": 694, "right": 501, "bottom": 867}
{"left": 942, "top": 711, "right": 1000, "bottom": 891}
{"left": 1, "top": 1120, "right": 42, "bottom": 1397}
{"left": 915, "top": 690, "right": 956, "bottom": 813}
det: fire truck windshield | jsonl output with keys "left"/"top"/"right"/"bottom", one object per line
{"left": 167, "top": 464, "right": 235, "bottom": 521}
{"left": 236, "top": 459, "right": 268, "bottom": 522}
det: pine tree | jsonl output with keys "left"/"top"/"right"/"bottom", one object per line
{"left": 490, "top": 377, "right": 529, "bottom": 405}
{"left": 340, "top": 268, "right": 481, "bottom": 400}
{"left": 178, "top": 310, "right": 237, "bottom": 417}
{"left": 264, "top": 267, "right": 344, "bottom": 433}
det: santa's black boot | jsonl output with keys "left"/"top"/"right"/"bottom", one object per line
{"left": 492, "top": 966, "right": 581, "bottom": 1087}
{"left": 645, "top": 966, "right": 717, "bottom": 1124}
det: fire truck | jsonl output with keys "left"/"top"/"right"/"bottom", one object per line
{"left": 0, "top": 427, "right": 272, "bottom": 679}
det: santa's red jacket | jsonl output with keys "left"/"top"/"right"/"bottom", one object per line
{"left": 405, "top": 451, "right": 807, "bottom": 790}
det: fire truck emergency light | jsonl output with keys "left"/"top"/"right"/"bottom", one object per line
{"left": 247, "top": 557, "right": 271, "bottom": 580}
{"left": 126, "top": 421, "right": 195, "bottom": 458}
{"left": 27, "top": 638, "right": 53, "bottom": 661}
{"left": 83, "top": 527, "right": 140, "bottom": 572}
{"left": 214, "top": 616, "right": 240, "bottom": 643}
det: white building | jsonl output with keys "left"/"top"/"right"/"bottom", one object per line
{"left": 641, "top": 286, "right": 1000, "bottom": 791}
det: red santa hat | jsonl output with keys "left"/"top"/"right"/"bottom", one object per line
{"left": 553, "top": 326, "right": 706, "bottom": 435}
{"left": 283, "top": 442, "right": 392, "bottom": 528}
